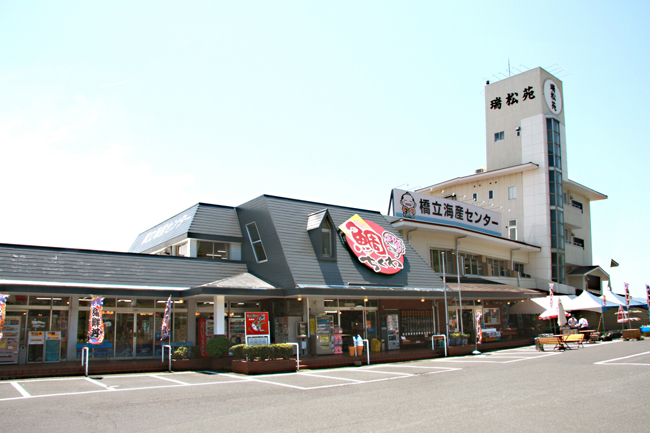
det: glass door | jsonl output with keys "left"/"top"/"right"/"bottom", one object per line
{"left": 115, "top": 313, "right": 134, "bottom": 358}
{"left": 136, "top": 313, "right": 154, "bottom": 357}
{"left": 26, "top": 310, "right": 50, "bottom": 363}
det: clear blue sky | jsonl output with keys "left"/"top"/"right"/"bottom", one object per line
{"left": 1, "top": 1, "right": 648, "bottom": 296}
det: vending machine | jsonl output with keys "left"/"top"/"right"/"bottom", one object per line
{"left": 310, "top": 315, "right": 334, "bottom": 355}
{"left": 386, "top": 313, "right": 400, "bottom": 350}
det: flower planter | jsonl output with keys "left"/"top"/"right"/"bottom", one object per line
{"left": 231, "top": 359, "right": 297, "bottom": 375}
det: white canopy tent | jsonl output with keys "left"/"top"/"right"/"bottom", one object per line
{"left": 564, "top": 290, "right": 618, "bottom": 312}
{"left": 604, "top": 290, "right": 646, "bottom": 308}
{"left": 510, "top": 295, "right": 575, "bottom": 315}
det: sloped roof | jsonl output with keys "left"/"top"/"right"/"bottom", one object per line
{"left": 0, "top": 243, "right": 248, "bottom": 295}
{"left": 129, "top": 203, "right": 242, "bottom": 253}
{"left": 198, "top": 272, "right": 275, "bottom": 289}
{"left": 242, "top": 195, "right": 447, "bottom": 294}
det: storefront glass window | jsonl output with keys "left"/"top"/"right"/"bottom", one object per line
{"left": 324, "top": 299, "right": 338, "bottom": 307}
{"left": 174, "top": 312, "right": 188, "bottom": 342}
{"left": 340, "top": 299, "right": 364, "bottom": 308}
{"left": 482, "top": 308, "right": 500, "bottom": 325}
{"left": 103, "top": 298, "right": 116, "bottom": 308}
{"left": 52, "top": 297, "right": 70, "bottom": 307}
{"left": 6, "top": 294, "right": 27, "bottom": 305}
{"left": 29, "top": 296, "right": 52, "bottom": 306}
{"left": 134, "top": 299, "right": 155, "bottom": 308}
{"left": 51, "top": 310, "right": 69, "bottom": 361}
{"left": 117, "top": 298, "right": 134, "bottom": 308}
{"left": 230, "top": 302, "right": 260, "bottom": 309}
{"left": 79, "top": 297, "right": 92, "bottom": 307}
{"left": 286, "top": 299, "right": 303, "bottom": 316}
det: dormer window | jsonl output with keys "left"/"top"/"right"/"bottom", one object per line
{"left": 307, "top": 209, "right": 337, "bottom": 262}
{"left": 322, "top": 219, "right": 333, "bottom": 257}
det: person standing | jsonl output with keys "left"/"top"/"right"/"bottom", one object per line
{"left": 578, "top": 317, "right": 589, "bottom": 329}
{"left": 568, "top": 315, "right": 578, "bottom": 328}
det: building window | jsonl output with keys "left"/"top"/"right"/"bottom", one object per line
{"left": 321, "top": 219, "right": 333, "bottom": 257}
{"left": 508, "top": 186, "right": 516, "bottom": 200}
{"left": 550, "top": 209, "right": 565, "bottom": 249}
{"left": 307, "top": 209, "right": 337, "bottom": 261}
{"left": 460, "top": 253, "right": 481, "bottom": 276}
{"left": 488, "top": 190, "right": 494, "bottom": 200}
{"left": 513, "top": 262, "right": 525, "bottom": 277}
{"left": 494, "top": 131, "right": 504, "bottom": 142}
{"left": 548, "top": 169, "right": 563, "bottom": 207}
{"left": 547, "top": 118, "right": 562, "bottom": 170}
{"left": 551, "top": 252, "right": 565, "bottom": 284}
{"left": 508, "top": 219, "right": 517, "bottom": 241}
{"left": 573, "top": 237, "right": 584, "bottom": 248}
{"left": 571, "top": 200, "right": 583, "bottom": 212}
{"left": 430, "top": 249, "right": 455, "bottom": 274}
{"left": 472, "top": 193, "right": 478, "bottom": 202}
{"left": 197, "top": 241, "right": 229, "bottom": 260}
{"left": 246, "top": 222, "right": 268, "bottom": 263}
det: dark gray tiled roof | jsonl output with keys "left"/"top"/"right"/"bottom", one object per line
{"left": 246, "top": 195, "right": 446, "bottom": 293}
{"left": 0, "top": 244, "right": 248, "bottom": 293}
{"left": 129, "top": 203, "right": 242, "bottom": 253}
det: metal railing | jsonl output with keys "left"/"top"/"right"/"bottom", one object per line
{"left": 162, "top": 345, "right": 172, "bottom": 372}
{"left": 80, "top": 346, "right": 90, "bottom": 377}
{"left": 287, "top": 342, "right": 300, "bottom": 371}
{"left": 430, "top": 334, "right": 447, "bottom": 357}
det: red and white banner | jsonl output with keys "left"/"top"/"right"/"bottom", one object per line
{"left": 0, "top": 294, "right": 7, "bottom": 342}
{"left": 339, "top": 214, "right": 405, "bottom": 275}
{"left": 87, "top": 296, "right": 105, "bottom": 345}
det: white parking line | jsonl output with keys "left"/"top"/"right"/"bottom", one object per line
{"left": 355, "top": 369, "right": 413, "bottom": 376}
{"left": 594, "top": 350, "right": 650, "bottom": 366}
{"left": 150, "top": 374, "right": 190, "bottom": 385}
{"left": 297, "top": 373, "right": 363, "bottom": 382}
{"left": 0, "top": 363, "right": 461, "bottom": 400}
{"left": 10, "top": 382, "right": 30, "bottom": 398}
{"left": 84, "top": 377, "right": 115, "bottom": 390}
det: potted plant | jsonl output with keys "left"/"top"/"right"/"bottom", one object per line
{"left": 231, "top": 343, "right": 296, "bottom": 374}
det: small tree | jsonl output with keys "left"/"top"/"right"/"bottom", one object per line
{"left": 205, "top": 336, "right": 232, "bottom": 358}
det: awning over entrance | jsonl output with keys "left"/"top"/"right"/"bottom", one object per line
{"left": 444, "top": 277, "right": 544, "bottom": 300}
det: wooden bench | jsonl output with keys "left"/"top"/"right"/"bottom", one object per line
{"left": 563, "top": 334, "right": 585, "bottom": 348}
{"left": 535, "top": 336, "right": 566, "bottom": 351}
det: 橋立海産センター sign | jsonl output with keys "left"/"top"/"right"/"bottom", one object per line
{"left": 392, "top": 189, "right": 502, "bottom": 237}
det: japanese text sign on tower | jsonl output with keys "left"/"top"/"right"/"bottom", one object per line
{"left": 245, "top": 312, "right": 270, "bottom": 346}
{"left": 392, "top": 189, "right": 502, "bottom": 237}
{"left": 338, "top": 214, "right": 406, "bottom": 275}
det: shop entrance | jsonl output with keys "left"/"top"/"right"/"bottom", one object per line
{"left": 339, "top": 310, "right": 365, "bottom": 347}
{"left": 114, "top": 313, "right": 155, "bottom": 358}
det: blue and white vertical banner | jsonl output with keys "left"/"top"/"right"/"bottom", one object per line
{"left": 161, "top": 296, "right": 172, "bottom": 341}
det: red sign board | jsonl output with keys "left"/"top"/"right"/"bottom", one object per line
{"left": 338, "top": 214, "right": 405, "bottom": 275}
{"left": 245, "top": 312, "right": 270, "bottom": 336}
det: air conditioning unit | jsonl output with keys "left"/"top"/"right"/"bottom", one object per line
{"left": 475, "top": 168, "right": 485, "bottom": 174}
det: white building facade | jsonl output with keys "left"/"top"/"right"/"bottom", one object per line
{"left": 393, "top": 67, "right": 607, "bottom": 296}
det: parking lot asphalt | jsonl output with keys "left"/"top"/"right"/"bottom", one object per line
{"left": 2, "top": 339, "right": 649, "bottom": 432}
